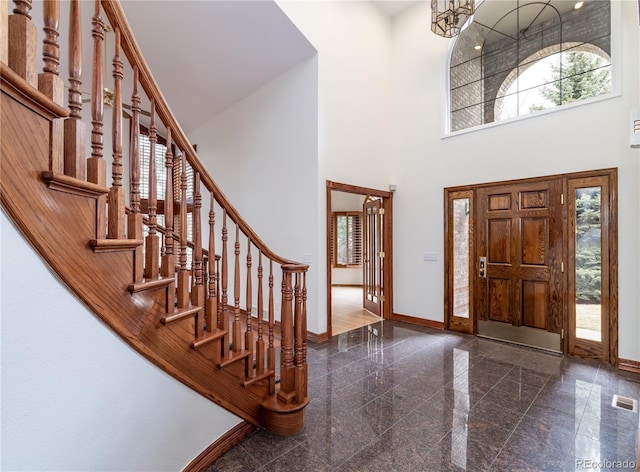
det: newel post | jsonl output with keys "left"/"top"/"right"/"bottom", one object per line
{"left": 278, "top": 264, "right": 308, "bottom": 405}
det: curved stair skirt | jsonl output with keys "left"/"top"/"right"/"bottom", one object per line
{"left": 2, "top": 60, "right": 307, "bottom": 436}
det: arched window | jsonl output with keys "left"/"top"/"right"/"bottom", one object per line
{"left": 449, "top": 0, "right": 611, "bottom": 133}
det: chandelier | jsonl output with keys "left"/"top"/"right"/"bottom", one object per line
{"left": 431, "top": 0, "right": 475, "bottom": 38}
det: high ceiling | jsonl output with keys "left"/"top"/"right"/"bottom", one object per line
{"left": 120, "top": 1, "right": 316, "bottom": 133}
{"left": 119, "top": 1, "right": 425, "bottom": 134}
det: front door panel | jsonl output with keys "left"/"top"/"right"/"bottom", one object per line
{"left": 477, "top": 180, "right": 563, "bottom": 350}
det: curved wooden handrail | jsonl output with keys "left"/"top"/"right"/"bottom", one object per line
{"left": 100, "top": 0, "right": 294, "bottom": 267}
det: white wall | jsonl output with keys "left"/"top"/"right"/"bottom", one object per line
{"left": 278, "top": 0, "right": 394, "bottom": 333}
{"left": 188, "top": 57, "right": 320, "bottom": 331}
{"left": 1, "top": 214, "right": 242, "bottom": 472}
{"left": 280, "top": 1, "right": 639, "bottom": 361}
{"left": 389, "top": 1, "right": 640, "bottom": 361}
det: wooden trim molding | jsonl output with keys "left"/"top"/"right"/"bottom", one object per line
{"left": 618, "top": 358, "right": 640, "bottom": 374}
{"left": 308, "top": 331, "right": 329, "bottom": 343}
{"left": 392, "top": 313, "right": 444, "bottom": 330}
{"left": 182, "top": 421, "right": 256, "bottom": 472}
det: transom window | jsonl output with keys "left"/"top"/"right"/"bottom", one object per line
{"left": 449, "top": 0, "right": 611, "bottom": 133}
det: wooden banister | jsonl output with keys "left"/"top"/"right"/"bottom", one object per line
{"left": 100, "top": 0, "right": 295, "bottom": 267}
{"left": 4, "top": 0, "right": 310, "bottom": 436}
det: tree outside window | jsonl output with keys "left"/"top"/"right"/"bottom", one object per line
{"left": 332, "top": 212, "right": 362, "bottom": 267}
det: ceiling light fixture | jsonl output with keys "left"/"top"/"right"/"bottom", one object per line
{"left": 574, "top": 1, "right": 584, "bottom": 9}
{"left": 431, "top": 0, "right": 475, "bottom": 38}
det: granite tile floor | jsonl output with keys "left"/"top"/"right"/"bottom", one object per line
{"left": 207, "top": 320, "right": 640, "bottom": 471}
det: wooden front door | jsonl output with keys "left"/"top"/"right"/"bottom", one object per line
{"left": 363, "top": 197, "right": 383, "bottom": 316}
{"left": 476, "top": 180, "right": 564, "bottom": 348}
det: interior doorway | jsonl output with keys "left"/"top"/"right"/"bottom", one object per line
{"left": 326, "top": 181, "right": 393, "bottom": 338}
{"left": 444, "top": 169, "right": 618, "bottom": 365}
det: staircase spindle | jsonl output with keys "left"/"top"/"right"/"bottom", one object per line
{"left": 145, "top": 100, "right": 160, "bottom": 280}
{"left": 302, "top": 271, "right": 308, "bottom": 398}
{"left": 294, "top": 272, "right": 304, "bottom": 403}
{"left": 8, "top": 0, "right": 37, "bottom": 86}
{"left": 177, "top": 149, "right": 189, "bottom": 308}
{"left": 38, "top": 0, "right": 63, "bottom": 104}
{"left": 108, "top": 27, "right": 125, "bottom": 239}
{"left": 221, "top": 210, "right": 229, "bottom": 358}
{"left": 256, "top": 252, "right": 265, "bottom": 375}
{"left": 232, "top": 223, "right": 242, "bottom": 353}
{"left": 63, "top": 0, "right": 85, "bottom": 180}
{"left": 205, "top": 194, "right": 217, "bottom": 332}
{"left": 267, "top": 260, "right": 275, "bottom": 372}
{"left": 245, "top": 237, "right": 254, "bottom": 357}
{"left": 191, "top": 172, "right": 204, "bottom": 337}
{"left": 87, "top": 0, "right": 106, "bottom": 193}
{"left": 127, "top": 66, "right": 143, "bottom": 282}
{"left": 129, "top": 71, "right": 141, "bottom": 214}
{"left": 278, "top": 266, "right": 295, "bottom": 402}
{"left": 160, "top": 127, "right": 175, "bottom": 278}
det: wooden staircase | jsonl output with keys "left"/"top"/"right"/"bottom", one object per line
{"left": 1, "top": 0, "right": 309, "bottom": 436}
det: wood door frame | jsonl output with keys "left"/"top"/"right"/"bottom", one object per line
{"left": 444, "top": 168, "right": 618, "bottom": 365}
{"left": 326, "top": 181, "right": 393, "bottom": 338}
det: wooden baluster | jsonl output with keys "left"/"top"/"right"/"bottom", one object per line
{"left": 191, "top": 172, "right": 204, "bottom": 338}
{"left": 216, "top": 256, "right": 221, "bottom": 327}
{"left": 145, "top": 100, "right": 161, "bottom": 280}
{"left": 108, "top": 27, "right": 125, "bottom": 239}
{"left": 87, "top": 0, "right": 106, "bottom": 238}
{"left": 220, "top": 210, "right": 229, "bottom": 358}
{"left": 8, "top": 0, "right": 37, "bottom": 86}
{"left": 232, "top": 223, "right": 242, "bottom": 353}
{"left": 278, "top": 265, "right": 295, "bottom": 402}
{"left": 127, "top": 66, "right": 144, "bottom": 282}
{"left": 37, "top": 0, "right": 64, "bottom": 178}
{"left": 294, "top": 271, "right": 304, "bottom": 403}
{"left": 205, "top": 194, "right": 217, "bottom": 333}
{"left": 38, "top": 0, "right": 63, "bottom": 106}
{"left": 63, "top": 0, "right": 85, "bottom": 180}
{"left": 160, "top": 127, "right": 174, "bottom": 279}
{"left": 176, "top": 149, "right": 189, "bottom": 309}
{"left": 267, "top": 259, "right": 275, "bottom": 372}
{"left": 1, "top": 0, "right": 8, "bottom": 64}
{"left": 245, "top": 237, "right": 254, "bottom": 358}
{"left": 256, "top": 252, "right": 265, "bottom": 376}
{"left": 301, "top": 270, "right": 308, "bottom": 398}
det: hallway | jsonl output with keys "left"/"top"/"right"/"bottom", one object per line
{"left": 332, "top": 286, "right": 382, "bottom": 336}
{"left": 208, "top": 320, "right": 640, "bottom": 471}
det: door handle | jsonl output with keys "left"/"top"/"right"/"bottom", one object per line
{"left": 479, "top": 257, "right": 486, "bottom": 278}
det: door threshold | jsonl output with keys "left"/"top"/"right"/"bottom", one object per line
{"left": 478, "top": 320, "right": 561, "bottom": 353}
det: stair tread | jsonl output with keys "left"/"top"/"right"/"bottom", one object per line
{"left": 242, "top": 368, "right": 275, "bottom": 387}
{"left": 42, "top": 171, "right": 109, "bottom": 197}
{"left": 90, "top": 238, "right": 144, "bottom": 253}
{"left": 218, "top": 350, "right": 251, "bottom": 369}
{"left": 128, "top": 276, "right": 174, "bottom": 293}
{"left": 192, "top": 328, "right": 227, "bottom": 349}
{"left": 161, "top": 305, "right": 202, "bottom": 325}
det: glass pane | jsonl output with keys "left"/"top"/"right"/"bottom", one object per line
{"left": 453, "top": 199, "right": 470, "bottom": 318}
{"left": 575, "top": 187, "right": 602, "bottom": 342}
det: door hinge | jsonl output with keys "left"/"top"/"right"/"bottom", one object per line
{"left": 561, "top": 193, "right": 564, "bottom": 205}
{"left": 380, "top": 295, "right": 385, "bottom": 302}
{"left": 561, "top": 328, "right": 564, "bottom": 340}
{"left": 379, "top": 208, "right": 385, "bottom": 215}
{"left": 561, "top": 261, "right": 564, "bottom": 273}
{"left": 379, "top": 251, "right": 385, "bottom": 258}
